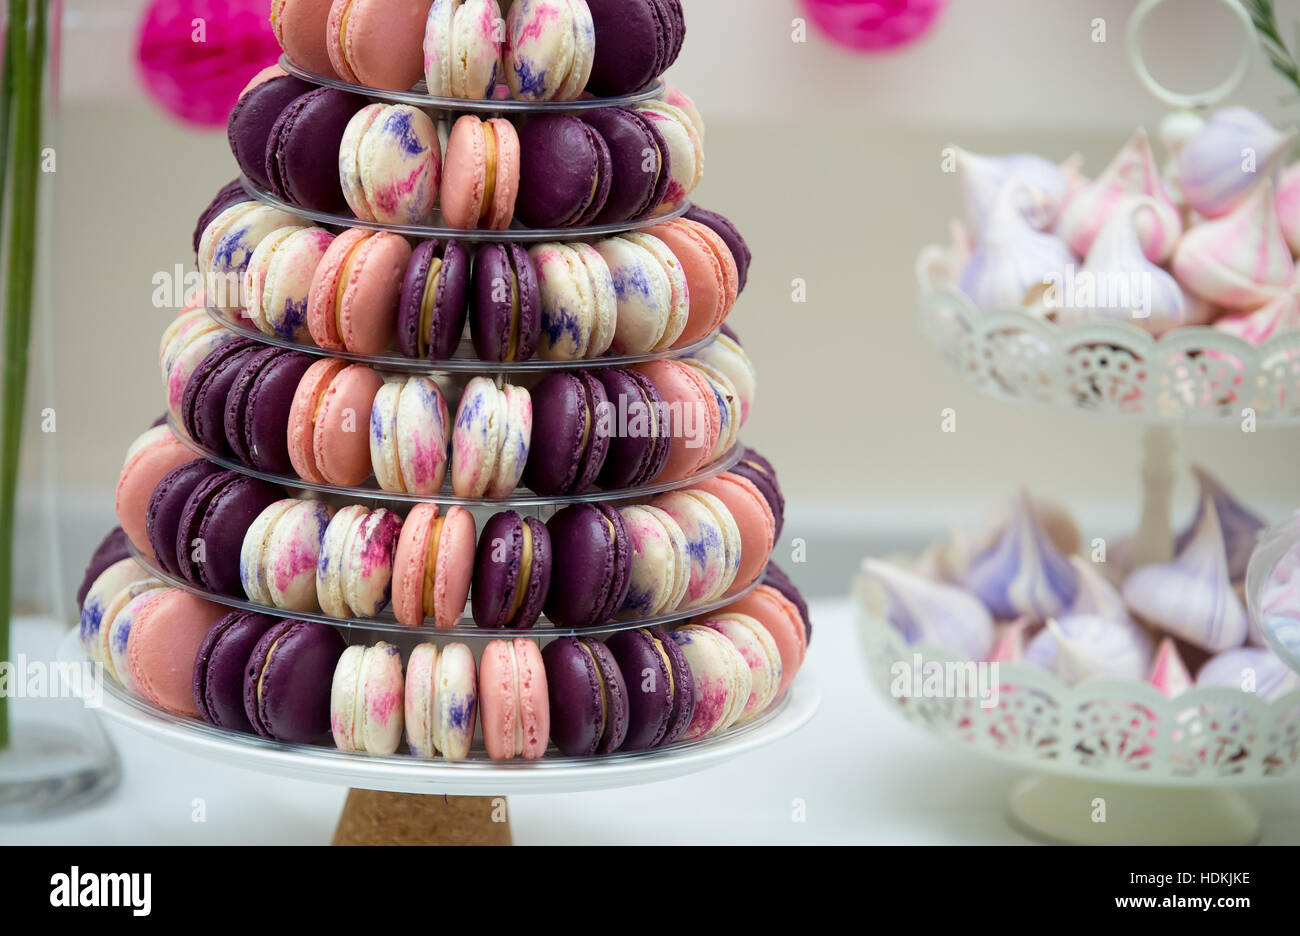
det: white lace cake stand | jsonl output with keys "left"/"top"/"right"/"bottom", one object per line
{"left": 58, "top": 629, "right": 819, "bottom": 797}
{"left": 857, "top": 607, "right": 1300, "bottom": 844}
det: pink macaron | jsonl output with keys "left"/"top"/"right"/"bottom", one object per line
{"left": 287, "top": 358, "right": 384, "bottom": 486}
{"left": 722, "top": 585, "right": 808, "bottom": 696}
{"left": 634, "top": 359, "right": 721, "bottom": 481}
{"left": 479, "top": 637, "right": 549, "bottom": 760}
{"left": 441, "top": 115, "right": 520, "bottom": 230}
{"left": 308, "top": 229, "right": 412, "bottom": 355}
{"left": 649, "top": 218, "right": 739, "bottom": 347}
{"left": 115, "top": 425, "right": 196, "bottom": 558}
{"left": 126, "top": 589, "right": 228, "bottom": 716}
{"left": 272, "top": 0, "right": 339, "bottom": 78}
{"left": 392, "top": 503, "right": 476, "bottom": 629}
{"left": 327, "top": 0, "right": 435, "bottom": 91}
{"left": 693, "top": 473, "right": 776, "bottom": 594}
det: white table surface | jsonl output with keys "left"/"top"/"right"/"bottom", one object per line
{"left": 9, "top": 597, "right": 1300, "bottom": 845}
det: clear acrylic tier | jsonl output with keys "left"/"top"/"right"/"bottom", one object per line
{"left": 278, "top": 54, "right": 667, "bottom": 114}
{"left": 208, "top": 305, "right": 723, "bottom": 374}
{"left": 239, "top": 176, "right": 691, "bottom": 243}
{"left": 58, "top": 628, "right": 820, "bottom": 794}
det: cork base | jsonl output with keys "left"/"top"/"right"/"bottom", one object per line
{"left": 331, "top": 789, "right": 512, "bottom": 846}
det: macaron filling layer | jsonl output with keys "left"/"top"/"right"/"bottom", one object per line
{"left": 333, "top": 233, "right": 370, "bottom": 338}
{"left": 506, "top": 265, "right": 521, "bottom": 360}
{"left": 481, "top": 121, "right": 498, "bottom": 225}
{"left": 417, "top": 256, "right": 444, "bottom": 358}
{"left": 422, "top": 514, "right": 447, "bottom": 619}
{"left": 507, "top": 521, "right": 534, "bottom": 622}
{"left": 581, "top": 640, "right": 610, "bottom": 742}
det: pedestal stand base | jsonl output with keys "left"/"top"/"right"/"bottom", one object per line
{"left": 332, "top": 789, "right": 512, "bottom": 846}
{"left": 1006, "top": 774, "right": 1261, "bottom": 845}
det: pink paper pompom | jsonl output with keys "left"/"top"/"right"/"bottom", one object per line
{"left": 799, "top": 0, "right": 946, "bottom": 52}
{"left": 135, "top": 0, "right": 282, "bottom": 128}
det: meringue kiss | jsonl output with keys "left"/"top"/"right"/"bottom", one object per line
{"left": 1056, "top": 196, "right": 1198, "bottom": 335}
{"left": 964, "top": 489, "right": 1079, "bottom": 621}
{"left": 1177, "top": 107, "right": 1297, "bottom": 219}
{"left": 1172, "top": 180, "right": 1295, "bottom": 312}
{"left": 1023, "top": 614, "right": 1151, "bottom": 686}
{"left": 1196, "top": 647, "right": 1300, "bottom": 700}
{"left": 1214, "top": 290, "right": 1300, "bottom": 346}
{"left": 955, "top": 149, "right": 1069, "bottom": 231}
{"left": 861, "top": 558, "right": 994, "bottom": 661}
{"left": 958, "top": 182, "right": 1076, "bottom": 310}
{"left": 1055, "top": 127, "right": 1183, "bottom": 263}
{"left": 1147, "top": 637, "right": 1193, "bottom": 697}
{"left": 1277, "top": 162, "right": 1300, "bottom": 257}
{"left": 1122, "top": 499, "right": 1249, "bottom": 652}
{"left": 1174, "top": 465, "right": 1267, "bottom": 582}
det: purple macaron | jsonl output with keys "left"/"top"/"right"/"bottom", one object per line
{"left": 396, "top": 239, "right": 472, "bottom": 360}
{"left": 545, "top": 502, "right": 631, "bottom": 629}
{"left": 585, "top": 0, "right": 685, "bottom": 96}
{"left": 228, "top": 73, "right": 313, "bottom": 190}
{"left": 471, "top": 511, "right": 552, "bottom": 629}
{"left": 579, "top": 108, "right": 670, "bottom": 224}
{"left": 76, "top": 527, "right": 132, "bottom": 609}
{"left": 193, "top": 178, "right": 247, "bottom": 261}
{"left": 223, "top": 346, "right": 314, "bottom": 474}
{"left": 265, "top": 87, "right": 365, "bottom": 212}
{"left": 732, "top": 447, "right": 785, "bottom": 542}
{"left": 175, "top": 471, "right": 283, "bottom": 596}
{"left": 193, "top": 610, "right": 279, "bottom": 732}
{"left": 181, "top": 338, "right": 261, "bottom": 456}
{"left": 764, "top": 563, "right": 811, "bottom": 643}
{"left": 515, "top": 116, "right": 612, "bottom": 229}
{"left": 542, "top": 636, "right": 629, "bottom": 756}
{"left": 593, "top": 368, "right": 669, "bottom": 489}
{"left": 685, "top": 205, "right": 751, "bottom": 293}
{"left": 605, "top": 626, "right": 695, "bottom": 749}
{"left": 243, "top": 618, "right": 345, "bottom": 743}
{"left": 523, "top": 371, "right": 610, "bottom": 495}
{"left": 469, "top": 242, "right": 541, "bottom": 362}
{"left": 145, "top": 459, "right": 223, "bottom": 577}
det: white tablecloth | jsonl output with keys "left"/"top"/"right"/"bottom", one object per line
{"left": 9, "top": 598, "right": 1300, "bottom": 845}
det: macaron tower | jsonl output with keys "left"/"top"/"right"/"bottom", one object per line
{"left": 80, "top": 0, "right": 810, "bottom": 766}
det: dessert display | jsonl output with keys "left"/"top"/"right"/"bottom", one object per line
{"left": 74, "top": 0, "right": 813, "bottom": 766}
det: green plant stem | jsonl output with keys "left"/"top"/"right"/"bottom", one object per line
{"left": 0, "top": 0, "right": 45, "bottom": 752}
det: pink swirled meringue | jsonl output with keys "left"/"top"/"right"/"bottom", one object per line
{"left": 1055, "top": 128, "right": 1183, "bottom": 263}
{"left": 1196, "top": 647, "right": 1300, "bottom": 700}
{"left": 1174, "top": 465, "right": 1267, "bottom": 582}
{"left": 1055, "top": 196, "right": 1201, "bottom": 335}
{"left": 1023, "top": 614, "right": 1152, "bottom": 685}
{"left": 861, "top": 558, "right": 994, "bottom": 661}
{"left": 1277, "top": 163, "right": 1300, "bottom": 257}
{"left": 1147, "top": 637, "right": 1193, "bottom": 697}
{"left": 1172, "top": 180, "right": 1294, "bottom": 312}
{"left": 1069, "top": 556, "right": 1132, "bottom": 625}
{"left": 957, "top": 182, "right": 1076, "bottom": 310}
{"left": 1122, "top": 499, "right": 1249, "bottom": 652}
{"left": 1214, "top": 289, "right": 1300, "bottom": 345}
{"left": 1177, "top": 108, "right": 1297, "bottom": 219}
{"left": 955, "top": 149, "right": 1069, "bottom": 231}
{"left": 987, "top": 617, "right": 1033, "bottom": 663}
{"left": 964, "top": 489, "right": 1079, "bottom": 621}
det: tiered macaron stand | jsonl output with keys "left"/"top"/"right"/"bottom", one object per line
{"left": 858, "top": 0, "right": 1300, "bottom": 845}
{"left": 65, "top": 62, "right": 819, "bottom": 844}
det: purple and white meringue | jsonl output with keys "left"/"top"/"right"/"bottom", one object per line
{"left": 958, "top": 182, "right": 1076, "bottom": 310}
{"left": 1196, "top": 647, "right": 1300, "bottom": 700}
{"left": 1023, "top": 614, "right": 1152, "bottom": 686}
{"left": 1069, "top": 556, "right": 1132, "bottom": 625}
{"left": 956, "top": 149, "right": 1070, "bottom": 232}
{"left": 1055, "top": 196, "right": 1201, "bottom": 335}
{"left": 1055, "top": 128, "right": 1183, "bottom": 263}
{"left": 861, "top": 558, "right": 994, "bottom": 661}
{"left": 1177, "top": 107, "right": 1297, "bottom": 219}
{"left": 1123, "top": 499, "right": 1249, "bottom": 652}
{"left": 964, "top": 489, "right": 1079, "bottom": 621}
{"left": 1214, "top": 290, "right": 1300, "bottom": 346}
{"left": 1277, "top": 163, "right": 1300, "bottom": 257}
{"left": 1172, "top": 180, "right": 1295, "bottom": 312}
{"left": 1174, "top": 465, "right": 1267, "bottom": 583}
{"left": 1147, "top": 637, "right": 1193, "bottom": 697}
